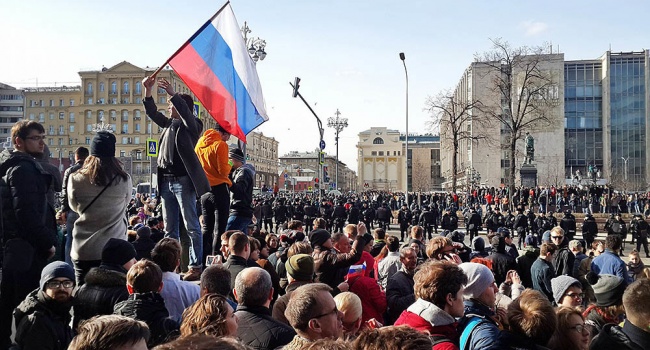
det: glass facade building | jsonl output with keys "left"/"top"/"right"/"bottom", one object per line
{"left": 564, "top": 62, "right": 603, "bottom": 177}
{"left": 564, "top": 51, "right": 649, "bottom": 189}
{"left": 609, "top": 54, "right": 646, "bottom": 187}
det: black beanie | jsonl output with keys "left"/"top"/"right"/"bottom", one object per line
{"left": 91, "top": 131, "right": 116, "bottom": 157}
{"left": 40, "top": 261, "right": 75, "bottom": 291}
{"left": 101, "top": 238, "right": 137, "bottom": 267}
{"left": 309, "top": 229, "right": 331, "bottom": 248}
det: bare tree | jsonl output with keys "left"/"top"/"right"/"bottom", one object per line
{"left": 411, "top": 157, "right": 430, "bottom": 192}
{"left": 426, "top": 90, "right": 486, "bottom": 193}
{"left": 475, "top": 38, "right": 559, "bottom": 199}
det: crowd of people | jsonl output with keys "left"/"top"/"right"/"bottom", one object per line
{"left": 1, "top": 74, "right": 650, "bottom": 349}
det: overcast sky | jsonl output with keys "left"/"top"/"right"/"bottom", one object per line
{"left": 2, "top": 0, "right": 649, "bottom": 170}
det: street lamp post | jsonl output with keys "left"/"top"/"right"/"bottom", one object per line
{"left": 241, "top": 21, "right": 267, "bottom": 63}
{"left": 621, "top": 156, "right": 629, "bottom": 191}
{"left": 327, "top": 109, "right": 348, "bottom": 191}
{"left": 399, "top": 52, "right": 409, "bottom": 206}
{"left": 290, "top": 77, "right": 324, "bottom": 204}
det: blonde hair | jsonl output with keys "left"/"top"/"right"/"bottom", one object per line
{"left": 334, "top": 292, "right": 362, "bottom": 321}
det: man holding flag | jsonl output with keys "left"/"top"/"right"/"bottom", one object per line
{"left": 142, "top": 76, "right": 210, "bottom": 281}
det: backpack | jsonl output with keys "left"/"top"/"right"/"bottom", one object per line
{"left": 459, "top": 316, "right": 485, "bottom": 350}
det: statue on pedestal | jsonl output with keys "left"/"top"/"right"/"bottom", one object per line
{"left": 524, "top": 132, "right": 535, "bottom": 165}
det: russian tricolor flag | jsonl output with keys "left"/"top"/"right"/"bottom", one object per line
{"left": 167, "top": 1, "right": 268, "bottom": 142}
{"left": 346, "top": 262, "right": 367, "bottom": 281}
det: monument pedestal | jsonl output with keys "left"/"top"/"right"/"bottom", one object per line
{"left": 520, "top": 164, "right": 538, "bottom": 188}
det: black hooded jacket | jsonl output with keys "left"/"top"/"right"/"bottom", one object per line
{"left": 113, "top": 292, "right": 179, "bottom": 347}
{"left": 589, "top": 322, "right": 648, "bottom": 350}
{"left": 13, "top": 289, "right": 74, "bottom": 350}
{"left": 73, "top": 264, "right": 129, "bottom": 328}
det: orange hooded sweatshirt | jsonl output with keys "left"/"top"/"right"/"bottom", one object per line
{"left": 195, "top": 129, "right": 232, "bottom": 187}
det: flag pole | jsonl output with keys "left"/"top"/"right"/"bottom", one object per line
{"left": 151, "top": 1, "right": 231, "bottom": 77}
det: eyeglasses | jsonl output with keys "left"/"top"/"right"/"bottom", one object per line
{"left": 45, "top": 280, "right": 74, "bottom": 289}
{"left": 566, "top": 292, "right": 585, "bottom": 299}
{"left": 551, "top": 235, "right": 564, "bottom": 240}
{"left": 312, "top": 306, "right": 339, "bottom": 320}
{"left": 570, "top": 324, "right": 588, "bottom": 334}
{"left": 25, "top": 135, "right": 46, "bottom": 141}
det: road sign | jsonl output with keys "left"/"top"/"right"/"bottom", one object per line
{"left": 193, "top": 101, "right": 202, "bottom": 118}
{"left": 319, "top": 140, "right": 326, "bottom": 150}
{"left": 284, "top": 173, "right": 288, "bottom": 179}
{"left": 146, "top": 139, "right": 158, "bottom": 157}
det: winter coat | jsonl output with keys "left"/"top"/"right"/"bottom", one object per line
{"left": 394, "top": 299, "right": 459, "bottom": 350}
{"left": 73, "top": 265, "right": 129, "bottom": 328}
{"left": 531, "top": 258, "right": 555, "bottom": 302}
{"left": 591, "top": 249, "right": 632, "bottom": 283}
{"left": 348, "top": 274, "right": 386, "bottom": 324}
{"left": 235, "top": 305, "right": 296, "bottom": 350}
{"left": 273, "top": 281, "right": 311, "bottom": 326}
{"left": 0, "top": 149, "right": 57, "bottom": 256}
{"left": 143, "top": 95, "right": 210, "bottom": 196}
{"left": 194, "top": 128, "right": 232, "bottom": 187}
{"left": 552, "top": 246, "right": 575, "bottom": 277}
{"left": 229, "top": 164, "right": 255, "bottom": 218}
{"left": 113, "top": 292, "right": 179, "bottom": 347}
{"left": 386, "top": 269, "right": 415, "bottom": 325}
{"left": 224, "top": 255, "right": 258, "bottom": 300}
{"left": 312, "top": 242, "right": 362, "bottom": 289}
{"left": 488, "top": 247, "right": 516, "bottom": 286}
{"left": 516, "top": 247, "right": 539, "bottom": 288}
{"left": 13, "top": 289, "right": 74, "bottom": 350}
{"left": 589, "top": 321, "right": 649, "bottom": 350}
{"left": 457, "top": 299, "right": 501, "bottom": 350}
{"left": 486, "top": 330, "right": 551, "bottom": 350}
{"left": 68, "top": 170, "right": 132, "bottom": 261}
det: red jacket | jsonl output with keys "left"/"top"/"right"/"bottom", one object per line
{"left": 394, "top": 310, "right": 459, "bottom": 350}
{"left": 347, "top": 275, "right": 386, "bottom": 324}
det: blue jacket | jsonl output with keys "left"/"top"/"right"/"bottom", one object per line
{"left": 531, "top": 258, "right": 555, "bottom": 302}
{"left": 457, "top": 299, "right": 501, "bottom": 350}
{"left": 591, "top": 249, "right": 632, "bottom": 283}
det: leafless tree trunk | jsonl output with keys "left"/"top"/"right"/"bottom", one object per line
{"left": 475, "top": 38, "right": 557, "bottom": 200}
{"left": 426, "top": 89, "right": 486, "bottom": 194}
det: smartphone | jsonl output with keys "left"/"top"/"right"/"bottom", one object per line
{"left": 206, "top": 255, "right": 222, "bottom": 266}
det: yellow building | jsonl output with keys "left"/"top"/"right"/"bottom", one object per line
{"left": 24, "top": 61, "right": 212, "bottom": 185}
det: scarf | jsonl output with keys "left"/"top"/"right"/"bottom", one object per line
{"left": 157, "top": 119, "right": 179, "bottom": 169}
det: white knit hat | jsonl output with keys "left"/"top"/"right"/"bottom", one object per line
{"left": 459, "top": 262, "right": 495, "bottom": 300}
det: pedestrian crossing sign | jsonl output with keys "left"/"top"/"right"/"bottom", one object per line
{"left": 147, "top": 138, "right": 158, "bottom": 157}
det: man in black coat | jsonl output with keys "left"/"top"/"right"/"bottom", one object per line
{"left": 74, "top": 238, "right": 137, "bottom": 328}
{"left": 234, "top": 267, "right": 295, "bottom": 349}
{"left": 223, "top": 232, "right": 258, "bottom": 301}
{"left": 560, "top": 210, "right": 577, "bottom": 241}
{"left": 13, "top": 261, "right": 76, "bottom": 350}
{"left": 551, "top": 227, "right": 575, "bottom": 277}
{"left": 582, "top": 213, "right": 598, "bottom": 249}
{"left": 488, "top": 236, "right": 517, "bottom": 285}
{"left": 142, "top": 76, "right": 210, "bottom": 282}
{"left": 513, "top": 207, "right": 529, "bottom": 249}
{"left": 0, "top": 121, "right": 58, "bottom": 348}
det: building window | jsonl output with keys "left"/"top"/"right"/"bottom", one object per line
{"left": 378, "top": 151, "right": 384, "bottom": 156}
{"left": 28, "top": 113, "right": 34, "bottom": 120}
{"left": 136, "top": 151, "right": 142, "bottom": 160}
{"left": 122, "top": 137, "right": 127, "bottom": 145}
{"left": 49, "top": 99, "right": 54, "bottom": 107}
{"left": 48, "top": 138, "right": 53, "bottom": 146}
{"left": 120, "top": 150, "right": 126, "bottom": 157}
{"left": 49, "top": 125, "right": 54, "bottom": 135}
{"left": 85, "top": 137, "right": 91, "bottom": 145}
{"left": 58, "top": 125, "right": 64, "bottom": 135}
{"left": 86, "top": 111, "right": 92, "bottom": 119}
{"left": 122, "top": 124, "right": 128, "bottom": 134}
{"left": 86, "top": 125, "right": 92, "bottom": 132}
{"left": 372, "top": 137, "right": 384, "bottom": 144}
{"left": 58, "top": 112, "right": 64, "bottom": 120}
{"left": 135, "top": 123, "right": 141, "bottom": 132}
{"left": 87, "top": 98, "right": 93, "bottom": 105}
{"left": 48, "top": 113, "right": 53, "bottom": 120}
{"left": 111, "top": 81, "right": 117, "bottom": 94}
{"left": 58, "top": 138, "right": 63, "bottom": 146}
{"left": 70, "top": 99, "right": 75, "bottom": 106}
{"left": 69, "top": 125, "right": 75, "bottom": 133}
{"left": 371, "top": 151, "right": 377, "bottom": 156}
{"left": 69, "top": 138, "right": 73, "bottom": 145}
{"left": 123, "top": 81, "right": 129, "bottom": 93}
{"left": 134, "top": 136, "right": 140, "bottom": 144}
{"left": 59, "top": 99, "right": 64, "bottom": 107}
{"left": 99, "top": 82, "right": 105, "bottom": 92}
{"left": 122, "top": 111, "right": 128, "bottom": 121}
{"left": 135, "top": 97, "right": 141, "bottom": 104}
{"left": 87, "top": 83, "right": 93, "bottom": 94}
{"left": 159, "top": 97, "right": 166, "bottom": 104}
{"left": 135, "top": 82, "right": 142, "bottom": 94}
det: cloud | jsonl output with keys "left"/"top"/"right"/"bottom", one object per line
{"left": 521, "top": 20, "right": 548, "bottom": 36}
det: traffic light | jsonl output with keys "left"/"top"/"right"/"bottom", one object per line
{"left": 319, "top": 152, "right": 324, "bottom": 165}
{"left": 323, "top": 166, "right": 328, "bottom": 177}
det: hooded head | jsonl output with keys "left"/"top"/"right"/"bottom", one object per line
{"left": 472, "top": 236, "right": 485, "bottom": 252}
